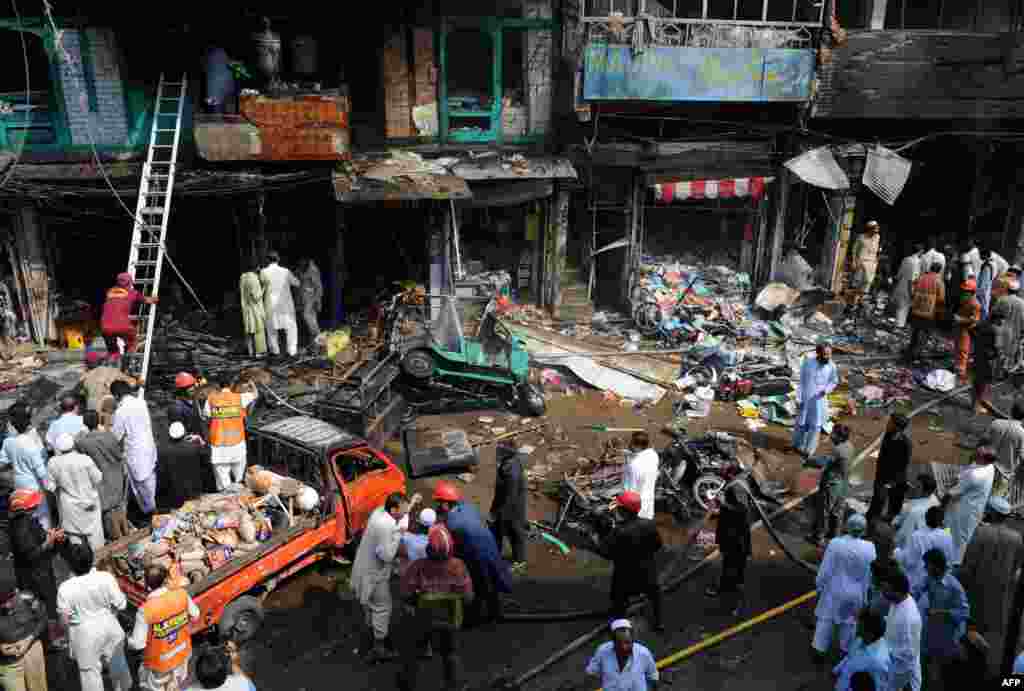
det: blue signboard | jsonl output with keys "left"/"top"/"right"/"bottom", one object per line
{"left": 583, "top": 43, "right": 814, "bottom": 102}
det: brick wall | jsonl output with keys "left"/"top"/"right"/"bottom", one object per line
{"left": 813, "top": 30, "right": 1024, "bottom": 120}
{"left": 56, "top": 28, "right": 129, "bottom": 147}
{"left": 383, "top": 34, "right": 414, "bottom": 138}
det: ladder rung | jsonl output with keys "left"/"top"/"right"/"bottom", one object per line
{"left": 139, "top": 207, "right": 165, "bottom": 214}
{"left": 152, "top": 145, "right": 174, "bottom": 148}
{"left": 156, "top": 129, "right": 177, "bottom": 133}
{"left": 133, "top": 261, "right": 160, "bottom": 267}
{"left": 134, "top": 243, "right": 162, "bottom": 249}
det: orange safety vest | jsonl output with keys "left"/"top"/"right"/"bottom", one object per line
{"left": 207, "top": 389, "right": 246, "bottom": 447}
{"left": 141, "top": 589, "right": 192, "bottom": 673}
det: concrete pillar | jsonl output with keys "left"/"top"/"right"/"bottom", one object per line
{"left": 523, "top": 0, "right": 553, "bottom": 137}
{"left": 543, "top": 186, "right": 569, "bottom": 312}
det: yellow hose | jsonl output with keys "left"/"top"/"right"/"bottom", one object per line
{"left": 596, "top": 590, "right": 818, "bottom": 691}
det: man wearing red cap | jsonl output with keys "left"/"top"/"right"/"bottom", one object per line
{"left": 601, "top": 491, "right": 665, "bottom": 633}
{"left": 953, "top": 279, "right": 981, "bottom": 384}
{"left": 100, "top": 272, "right": 158, "bottom": 361}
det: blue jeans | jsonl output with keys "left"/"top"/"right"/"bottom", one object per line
{"left": 792, "top": 423, "right": 821, "bottom": 457}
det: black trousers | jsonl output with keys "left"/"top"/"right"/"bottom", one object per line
{"left": 398, "top": 622, "right": 459, "bottom": 690}
{"left": 811, "top": 490, "right": 842, "bottom": 540}
{"left": 719, "top": 549, "right": 748, "bottom": 593}
{"left": 611, "top": 582, "right": 663, "bottom": 627}
{"left": 464, "top": 561, "right": 501, "bottom": 625}
{"left": 866, "top": 480, "right": 906, "bottom": 524}
{"left": 490, "top": 517, "right": 526, "bottom": 563}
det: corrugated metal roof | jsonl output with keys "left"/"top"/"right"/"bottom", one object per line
{"left": 253, "top": 415, "right": 362, "bottom": 452}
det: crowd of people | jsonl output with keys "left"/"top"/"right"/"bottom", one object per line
{"left": 0, "top": 349, "right": 263, "bottom": 691}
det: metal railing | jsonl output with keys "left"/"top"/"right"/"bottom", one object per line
{"left": 582, "top": 16, "right": 817, "bottom": 48}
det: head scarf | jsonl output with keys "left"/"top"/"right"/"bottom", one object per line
{"left": 116, "top": 272, "right": 134, "bottom": 289}
{"left": 418, "top": 508, "right": 437, "bottom": 528}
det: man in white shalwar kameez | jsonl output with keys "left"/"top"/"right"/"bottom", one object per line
{"left": 896, "top": 506, "right": 955, "bottom": 598}
{"left": 812, "top": 513, "right": 876, "bottom": 659}
{"left": 260, "top": 251, "right": 300, "bottom": 357}
{"left": 47, "top": 433, "right": 104, "bottom": 552}
{"left": 891, "top": 245, "right": 923, "bottom": 328}
{"left": 110, "top": 380, "right": 157, "bottom": 516}
{"left": 792, "top": 343, "right": 839, "bottom": 459}
{"left": 350, "top": 493, "right": 406, "bottom": 663}
{"left": 883, "top": 569, "right": 923, "bottom": 691}
{"left": 893, "top": 474, "right": 941, "bottom": 549}
{"left": 942, "top": 446, "right": 996, "bottom": 567}
{"left": 621, "top": 431, "right": 659, "bottom": 520}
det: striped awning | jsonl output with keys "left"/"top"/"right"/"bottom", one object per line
{"left": 653, "top": 176, "right": 774, "bottom": 203}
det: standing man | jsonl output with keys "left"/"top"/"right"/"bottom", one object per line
{"left": 46, "top": 434, "right": 104, "bottom": 553}
{"left": 0, "top": 565, "right": 48, "bottom": 691}
{"left": 585, "top": 619, "right": 659, "bottom": 690}
{"left": 944, "top": 245, "right": 963, "bottom": 323}
{"left": 2, "top": 407, "right": 52, "bottom": 530}
{"left": 942, "top": 446, "right": 996, "bottom": 567}
{"left": 893, "top": 475, "right": 941, "bottom": 549}
{"left": 170, "top": 373, "right": 205, "bottom": 440}
{"left": 110, "top": 380, "right": 158, "bottom": 518}
{"left": 958, "top": 496, "right": 1023, "bottom": 679}
{"left": 0, "top": 272, "right": 17, "bottom": 361}
{"left": 792, "top": 343, "right": 839, "bottom": 460}
{"left": 490, "top": 442, "right": 527, "bottom": 571}
{"left": 897, "top": 507, "right": 955, "bottom": 598}
{"left": 350, "top": 493, "right": 405, "bottom": 663}
{"left": 891, "top": 244, "right": 924, "bottom": 328}
{"left": 961, "top": 238, "right": 982, "bottom": 281}
{"left": 259, "top": 251, "right": 300, "bottom": 357}
{"left": 44, "top": 397, "right": 84, "bottom": 453}
{"left": 8, "top": 490, "right": 63, "bottom": 640}
{"left": 867, "top": 414, "right": 913, "bottom": 525}
{"left": 883, "top": 569, "right": 923, "bottom": 691}
{"left": 100, "top": 272, "right": 157, "bottom": 362}
{"left": 808, "top": 424, "right": 853, "bottom": 545}
{"left": 156, "top": 423, "right": 208, "bottom": 510}
{"left": 602, "top": 491, "right": 664, "bottom": 633}
{"left": 811, "top": 513, "right": 875, "bottom": 660}
{"left": 907, "top": 263, "right": 945, "bottom": 361}
{"left": 833, "top": 610, "right": 892, "bottom": 691}
{"left": 298, "top": 258, "right": 323, "bottom": 344}
{"left": 972, "top": 301, "right": 1007, "bottom": 413}
{"left": 434, "top": 482, "right": 511, "bottom": 628}
{"left": 239, "top": 259, "right": 266, "bottom": 357}
{"left": 849, "top": 220, "right": 882, "bottom": 306}
{"left": 201, "top": 380, "right": 257, "bottom": 491}
{"left": 953, "top": 279, "right": 982, "bottom": 385}
{"left": 977, "top": 246, "right": 1009, "bottom": 318}
{"left": 921, "top": 239, "right": 946, "bottom": 279}
{"left": 75, "top": 411, "right": 130, "bottom": 543}
{"left": 621, "top": 431, "right": 659, "bottom": 521}
{"left": 127, "top": 564, "right": 200, "bottom": 691}
{"left": 994, "top": 276, "right": 1024, "bottom": 367}
{"left": 704, "top": 466, "right": 751, "bottom": 616}
{"left": 397, "top": 524, "right": 475, "bottom": 691}
{"left": 917, "top": 548, "right": 970, "bottom": 689}
{"left": 989, "top": 403, "right": 1024, "bottom": 501}
{"left": 57, "top": 542, "right": 133, "bottom": 691}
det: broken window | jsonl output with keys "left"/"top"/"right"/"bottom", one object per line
{"left": 0, "top": 29, "right": 58, "bottom": 148}
{"left": 446, "top": 28, "right": 495, "bottom": 139}
{"left": 885, "top": 0, "right": 1015, "bottom": 29}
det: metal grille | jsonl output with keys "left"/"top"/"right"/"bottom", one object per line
{"left": 584, "top": 17, "right": 816, "bottom": 48}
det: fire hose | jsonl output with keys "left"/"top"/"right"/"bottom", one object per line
{"left": 507, "top": 380, "right": 982, "bottom": 688}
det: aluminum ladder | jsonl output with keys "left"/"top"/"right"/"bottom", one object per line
{"left": 124, "top": 73, "right": 187, "bottom": 384}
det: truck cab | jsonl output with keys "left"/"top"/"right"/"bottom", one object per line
{"left": 247, "top": 414, "right": 407, "bottom": 547}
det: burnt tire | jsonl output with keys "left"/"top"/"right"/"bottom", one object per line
{"left": 518, "top": 382, "right": 546, "bottom": 417}
{"left": 402, "top": 349, "right": 435, "bottom": 380}
{"left": 218, "top": 596, "right": 264, "bottom": 643}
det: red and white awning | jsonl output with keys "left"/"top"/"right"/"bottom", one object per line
{"left": 653, "top": 176, "right": 774, "bottom": 203}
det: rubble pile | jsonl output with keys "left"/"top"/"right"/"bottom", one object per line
{"left": 0, "top": 355, "right": 46, "bottom": 392}
{"left": 107, "top": 466, "right": 318, "bottom": 589}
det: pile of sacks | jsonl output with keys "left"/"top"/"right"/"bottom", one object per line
{"left": 113, "top": 467, "right": 319, "bottom": 588}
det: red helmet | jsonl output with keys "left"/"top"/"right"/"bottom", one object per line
{"left": 9, "top": 489, "right": 43, "bottom": 513}
{"left": 616, "top": 491, "right": 642, "bottom": 514}
{"left": 961, "top": 279, "right": 977, "bottom": 292}
{"left": 433, "top": 480, "right": 462, "bottom": 503}
{"left": 426, "top": 524, "right": 454, "bottom": 559}
{"left": 175, "top": 372, "right": 197, "bottom": 390}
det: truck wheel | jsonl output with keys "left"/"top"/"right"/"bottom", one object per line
{"left": 218, "top": 596, "right": 264, "bottom": 643}
{"left": 518, "top": 382, "right": 546, "bottom": 417}
{"left": 402, "top": 349, "right": 435, "bottom": 380}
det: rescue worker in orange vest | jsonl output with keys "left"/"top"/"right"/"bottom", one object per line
{"left": 906, "top": 262, "right": 946, "bottom": 362}
{"left": 200, "top": 380, "right": 257, "bottom": 491}
{"left": 127, "top": 564, "right": 199, "bottom": 691}
{"left": 954, "top": 279, "right": 982, "bottom": 384}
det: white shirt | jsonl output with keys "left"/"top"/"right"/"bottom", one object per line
{"left": 57, "top": 568, "right": 127, "bottom": 627}
{"left": 45, "top": 413, "right": 85, "bottom": 451}
{"left": 586, "top": 640, "right": 659, "bottom": 691}
{"left": 350, "top": 507, "right": 401, "bottom": 603}
{"left": 111, "top": 394, "right": 157, "bottom": 483}
{"left": 47, "top": 451, "right": 102, "bottom": 509}
{"left": 893, "top": 495, "right": 941, "bottom": 549}
{"left": 260, "top": 262, "right": 300, "bottom": 330}
{"left": 622, "top": 448, "right": 659, "bottom": 520}
{"left": 885, "top": 595, "right": 922, "bottom": 677}
{"left": 128, "top": 587, "right": 200, "bottom": 651}
{"left": 897, "top": 527, "right": 955, "bottom": 597}
{"left": 962, "top": 248, "right": 981, "bottom": 280}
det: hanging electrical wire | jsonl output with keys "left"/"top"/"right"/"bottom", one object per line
{"left": 0, "top": 0, "right": 31, "bottom": 189}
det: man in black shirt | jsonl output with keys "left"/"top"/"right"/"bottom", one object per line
{"left": 602, "top": 491, "right": 665, "bottom": 633}
{"left": 156, "top": 422, "right": 210, "bottom": 510}
{"left": 705, "top": 467, "right": 752, "bottom": 616}
{"left": 867, "top": 414, "right": 912, "bottom": 525}
{"left": 0, "top": 558, "right": 47, "bottom": 688}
